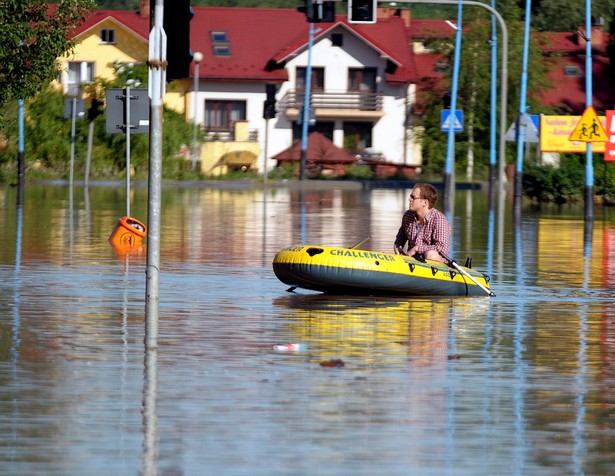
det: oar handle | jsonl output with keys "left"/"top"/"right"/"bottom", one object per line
{"left": 439, "top": 251, "right": 495, "bottom": 297}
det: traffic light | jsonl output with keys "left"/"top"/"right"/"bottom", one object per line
{"left": 263, "top": 84, "right": 277, "bottom": 119}
{"left": 88, "top": 98, "right": 104, "bottom": 121}
{"left": 164, "top": 0, "right": 194, "bottom": 80}
{"left": 443, "top": 92, "right": 451, "bottom": 109}
{"left": 348, "top": 0, "right": 377, "bottom": 24}
{"left": 297, "top": 0, "right": 336, "bottom": 23}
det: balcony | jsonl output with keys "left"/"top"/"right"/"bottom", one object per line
{"left": 278, "top": 90, "right": 384, "bottom": 120}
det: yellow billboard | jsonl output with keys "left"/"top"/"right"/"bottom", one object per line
{"left": 540, "top": 115, "right": 606, "bottom": 153}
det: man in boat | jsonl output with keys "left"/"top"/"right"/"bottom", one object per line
{"left": 393, "top": 183, "right": 450, "bottom": 263}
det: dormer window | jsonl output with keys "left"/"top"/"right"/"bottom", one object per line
{"left": 100, "top": 28, "right": 116, "bottom": 44}
{"left": 563, "top": 65, "right": 582, "bottom": 77}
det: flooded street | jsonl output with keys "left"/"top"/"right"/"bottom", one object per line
{"left": 1, "top": 182, "right": 615, "bottom": 475}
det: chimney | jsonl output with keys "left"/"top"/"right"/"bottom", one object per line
{"left": 576, "top": 24, "right": 605, "bottom": 51}
{"left": 139, "top": 0, "right": 150, "bottom": 18}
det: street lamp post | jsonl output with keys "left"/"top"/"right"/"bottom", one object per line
{"left": 191, "top": 51, "right": 203, "bottom": 171}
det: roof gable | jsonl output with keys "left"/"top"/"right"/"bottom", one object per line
{"left": 72, "top": 10, "right": 150, "bottom": 42}
{"left": 191, "top": 7, "right": 416, "bottom": 83}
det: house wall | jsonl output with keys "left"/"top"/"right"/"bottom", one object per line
{"left": 261, "top": 27, "right": 415, "bottom": 172}
{"left": 55, "top": 19, "right": 148, "bottom": 93}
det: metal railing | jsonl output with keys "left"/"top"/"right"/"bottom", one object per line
{"left": 278, "top": 90, "right": 383, "bottom": 112}
{"left": 203, "top": 128, "right": 259, "bottom": 142}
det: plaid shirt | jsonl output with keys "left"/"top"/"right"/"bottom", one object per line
{"left": 394, "top": 207, "right": 451, "bottom": 254}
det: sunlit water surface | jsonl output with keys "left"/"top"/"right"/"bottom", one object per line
{"left": 1, "top": 183, "right": 615, "bottom": 475}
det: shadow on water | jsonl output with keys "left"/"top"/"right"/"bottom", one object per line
{"left": 1, "top": 182, "right": 615, "bottom": 474}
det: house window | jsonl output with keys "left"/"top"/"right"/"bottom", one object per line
{"left": 205, "top": 100, "right": 246, "bottom": 131}
{"left": 100, "top": 28, "right": 116, "bottom": 44}
{"left": 66, "top": 61, "right": 94, "bottom": 96}
{"left": 213, "top": 45, "right": 231, "bottom": 57}
{"left": 331, "top": 33, "right": 343, "bottom": 47}
{"left": 296, "top": 67, "right": 324, "bottom": 92}
{"left": 348, "top": 68, "right": 377, "bottom": 92}
{"left": 434, "top": 61, "right": 449, "bottom": 73}
{"left": 564, "top": 65, "right": 581, "bottom": 77}
{"left": 211, "top": 30, "right": 231, "bottom": 57}
{"left": 343, "top": 121, "right": 372, "bottom": 151}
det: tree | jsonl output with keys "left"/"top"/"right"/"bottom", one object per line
{"left": 530, "top": 0, "right": 615, "bottom": 32}
{"left": 0, "top": 0, "right": 95, "bottom": 108}
{"left": 418, "top": 2, "right": 554, "bottom": 179}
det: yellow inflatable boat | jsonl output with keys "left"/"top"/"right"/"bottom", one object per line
{"left": 272, "top": 244, "right": 493, "bottom": 297}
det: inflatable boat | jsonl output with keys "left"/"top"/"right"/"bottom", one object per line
{"left": 272, "top": 244, "right": 493, "bottom": 297}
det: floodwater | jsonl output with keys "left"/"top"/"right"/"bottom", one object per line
{"left": 1, "top": 181, "right": 615, "bottom": 476}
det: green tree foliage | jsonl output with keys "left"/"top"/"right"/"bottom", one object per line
{"left": 531, "top": 0, "right": 615, "bottom": 32}
{"left": 419, "top": 2, "right": 554, "bottom": 179}
{"left": 0, "top": 0, "right": 95, "bottom": 107}
{"left": 0, "top": 61, "right": 198, "bottom": 182}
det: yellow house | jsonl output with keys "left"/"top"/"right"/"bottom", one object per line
{"left": 55, "top": 2, "right": 259, "bottom": 174}
{"left": 54, "top": 3, "right": 190, "bottom": 115}
{"left": 55, "top": 9, "right": 150, "bottom": 95}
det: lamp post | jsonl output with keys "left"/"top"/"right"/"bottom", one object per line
{"left": 191, "top": 51, "right": 203, "bottom": 171}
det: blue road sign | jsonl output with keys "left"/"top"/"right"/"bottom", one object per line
{"left": 441, "top": 109, "right": 463, "bottom": 132}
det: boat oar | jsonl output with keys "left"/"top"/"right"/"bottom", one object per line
{"left": 285, "top": 235, "right": 371, "bottom": 292}
{"left": 439, "top": 251, "right": 496, "bottom": 297}
{"left": 349, "top": 235, "right": 371, "bottom": 249}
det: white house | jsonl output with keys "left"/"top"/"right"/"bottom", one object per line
{"left": 185, "top": 6, "right": 422, "bottom": 174}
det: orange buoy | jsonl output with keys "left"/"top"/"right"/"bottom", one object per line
{"left": 108, "top": 216, "right": 147, "bottom": 250}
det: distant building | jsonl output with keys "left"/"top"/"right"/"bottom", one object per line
{"left": 55, "top": 2, "right": 614, "bottom": 175}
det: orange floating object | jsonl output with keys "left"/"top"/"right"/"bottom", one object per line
{"left": 108, "top": 216, "right": 147, "bottom": 249}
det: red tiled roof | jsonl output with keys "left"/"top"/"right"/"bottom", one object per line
{"left": 536, "top": 30, "right": 611, "bottom": 54}
{"left": 272, "top": 132, "right": 357, "bottom": 163}
{"left": 72, "top": 9, "right": 150, "bottom": 40}
{"left": 407, "top": 19, "right": 456, "bottom": 39}
{"left": 538, "top": 55, "right": 614, "bottom": 115}
{"left": 191, "top": 7, "right": 416, "bottom": 84}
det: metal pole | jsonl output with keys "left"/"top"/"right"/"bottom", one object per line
{"left": 443, "top": 1, "right": 463, "bottom": 207}
{"left": 191, "top": 52, "right": 203, "bottom": 171}
{"left": 402, "top": 0, "right": 508, "bottom": 190}
{"left": 126, "top": 86, "right": 131, "bottom": 218}
{"left": 299, "top": 22, "right": 315, "bottom": 181}
{"left": 513, "top": 0, "right": 531, "bottom": 211}
{"left": 17, "top": 99, "right": 25, "bottom": 207}
{"left": 70, "top": 97, "right": 76, "bottom": 189}
{"left": 264, "top": 117, "right": 269, "bottom": 185}
{"left": 488, "top": 0, "right": 498, "bottom": 187}
{"left": 145, "top": 0, "right": 166, "bottom": 346}
{"left": 85, "top": 119, "right": 94, "bottom": 186}
{"left": 584, "top": 0, "right": 594, "bottom": 222}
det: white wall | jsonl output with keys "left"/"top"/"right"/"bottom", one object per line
{"left": 196, "top": 26, "right": 416, "bottom": 173}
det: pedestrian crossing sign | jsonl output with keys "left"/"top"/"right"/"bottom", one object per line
{"left": 440, "top": 109, "right": 463, "bottom": 132}
{"left": 569, "top": 105, "right": 608, "bottom": 142}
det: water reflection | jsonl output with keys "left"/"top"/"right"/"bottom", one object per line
{"left": 1, "top": 183, "right": 615, "bottom": 474}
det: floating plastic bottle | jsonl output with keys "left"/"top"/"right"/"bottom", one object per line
{"left": 273, "top": 343, "right": 306, "bottom": 352}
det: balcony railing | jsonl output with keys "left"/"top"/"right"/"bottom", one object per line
{"left": 203, "top": 128, "right": 259, "bottom": 142}
{"left": 278, "top": 90, "right": 383, "bottom": 112}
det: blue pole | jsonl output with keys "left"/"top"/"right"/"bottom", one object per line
{"left": 584, "top": 0, "right": 594, "bottom": 222}
{"left": 17, "top": 99, "right": 25, "bottom": 206}
{"left": 514, "top": 0, "right": 531, "bottom": 209}
{"left": 299, "top": 22, "right": 315, "bottom": 181}
{"left": 444, "top": 0, "right": 463, "bottom": 204}
{"left": 489, "top": 0, "right": 497, "bottom": 187}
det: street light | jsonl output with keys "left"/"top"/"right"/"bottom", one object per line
{"left": 191, "top": 51, "right": 203, "bottom": 171}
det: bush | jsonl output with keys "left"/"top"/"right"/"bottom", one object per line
{"left": 344, "top": 164, "right": 374, "bottom": 180}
